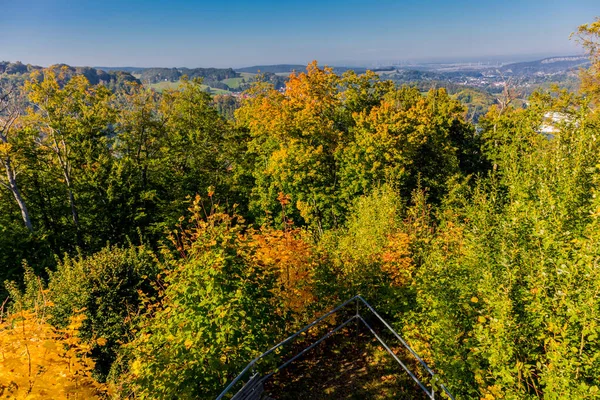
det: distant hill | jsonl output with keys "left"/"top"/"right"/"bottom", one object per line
{"left": 236, "top": 64, "right": 368, "bottom": 75}
{"left": 1, "top": 61, "right": 140, "bottom": 90}
{"left": 235, "top": 64, "right": 306, "bottom": 74}
{"left": 500, "top": 55, "right": 590, "bottom": 75}
{"left": 0, "top": 61, "right": 42, "bottom": 75}
{"left": 128, "top": 67, "right": 239, "bottom": 84}
{"left": 94, "top": 66, "right": 141, "bottom": 73}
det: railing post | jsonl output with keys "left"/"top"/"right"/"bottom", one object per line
{"left": 355, "top": 297, "right": 360, "bottom": 342}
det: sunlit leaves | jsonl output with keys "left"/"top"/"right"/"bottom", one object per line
{"left": 237, "top": 61, "right": 397, "bottom": 231}
{"left": 573, "top": 17, "right": 600, "bottom": 106}
{"left": 0, "top": 310, "right": 106, "bottom": 399}
{"left": 404, "top": 90, "right": 600, "bottom": 398}
{"left": 119, "top": 199, "right": 283, "bottom": 398}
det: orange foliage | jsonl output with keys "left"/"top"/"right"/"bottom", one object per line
{"left": 250, "top": 228, "right": 316, "bottom": 317}
{"left": 381, "top": 232, "right": 415, "bottom": 287}
{"left": 170, "top": 195, "right": 316, "bottom": 319}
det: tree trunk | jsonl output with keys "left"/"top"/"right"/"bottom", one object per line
{"left": 66, "top": 182, "right": 80, "bottom": 231}
{"left": 4, "top": 157, "right": 33, "bottom": 232}
{"left": 64, "top": 175, "right": 82, "bottom": 247}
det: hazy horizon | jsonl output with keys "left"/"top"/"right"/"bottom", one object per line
{"left": 1, "top": 0, "right": 597, "bottom": 68}
{"left": 86, "top": 52, "right": 587, "bottom": 70}
{"left": 3, "top": 51, "right": 586, "bottom": 71}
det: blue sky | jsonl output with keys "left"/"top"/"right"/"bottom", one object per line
{"left": 0, "top": 0, "right": 598, "bottom": 68}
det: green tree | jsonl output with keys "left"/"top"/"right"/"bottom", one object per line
{"left": 237, "top": 62, "right": 395, "bottom": 232}
{"left": 25, "top": 68, "right": 115, "bottom": 247}
{"left": 147, "top": 77, "right": 248, "bottom": 233}
{"left": 110, "top": 83, "right": 165, "bottom": 241}
{"left": 120, "top": 201, "right": 283, "bottom": 399}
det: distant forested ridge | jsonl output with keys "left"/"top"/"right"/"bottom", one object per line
{"left": 130, "top": 66, "right": 239, "bottom": 83}
{"left": 0, "top": 61, "right": 140, "bottom": 91}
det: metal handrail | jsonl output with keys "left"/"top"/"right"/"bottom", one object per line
{"left": 215, "top": 296, "right": 360, "bottom": 400}
{"left": 357, "top": 314, "right": 431, "bottom": 395}
{"left": 355, "top": 295, "right": 454, "bottom": 399}
{"left": 265, "top": 315, "right": 358, "bottom": 378}
{"left": 216, "top": 295, "right": 454, "bottom": 400}
{"left": 356, "top": 295, "right": 434, "bottom": 375}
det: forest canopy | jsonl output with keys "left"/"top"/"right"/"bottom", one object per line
{"left": 1, "top": 17, "right": 600, "bottom": 400}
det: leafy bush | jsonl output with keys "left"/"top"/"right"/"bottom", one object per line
{"left": 119, "top": 200, "right": 287, "bottom": 399}
{"left": 7, "top": 244, "right": 159, "bottom": 381}
{"left": 318, "top": 185, "right": 416, "bottom": 313}
{"left": 0, "top": 309, "right": 106, "bottom": 399}
{"left": 403, "top": 92, "right": 600, "bottom": 398}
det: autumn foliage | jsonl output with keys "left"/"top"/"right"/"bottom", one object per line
{"left": 2, "top": 16, "right": 600, "bottom": 400}
{"left": 0, "top": 309, "right": 106, "bottom": 399}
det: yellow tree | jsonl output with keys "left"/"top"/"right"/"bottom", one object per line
{"left": 339, "top": 87, "right": 471, "bottom": 204}
{"left": 237, "top": 61, "right": 393, "bottom": 231}
{"left": 574, "top": 17, "right": 600, "bottom": 106}
{"left": 250, "top": 225, "right": 316, "bottom": 324}
{"left": 238, "top": 62, "right": 342, "bottom": 232}
{"left": 0, "top": 309, "right": 107, "bottom": 399}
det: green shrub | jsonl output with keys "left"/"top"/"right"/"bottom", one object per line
{"left": 7, "top": 244, "right": 159, "bottom": 381}
{"left": 404, "top": 93, "right": 600, "bottom": 398}
{"left": 119, "top": 204, "right": 285, "bottom": 399}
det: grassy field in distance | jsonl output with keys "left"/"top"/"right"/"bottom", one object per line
{"left": 147, "top": 80, "right": 232, "bottom": 95}
{"left": 222, "top": 77, "right": 245, "bottom": 89}
{"left": 148, "top": 81, "right": 183, "bottom": 91}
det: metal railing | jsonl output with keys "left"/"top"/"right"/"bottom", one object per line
{"left": 216, "top": 295, "right": 454, "bottom": 400}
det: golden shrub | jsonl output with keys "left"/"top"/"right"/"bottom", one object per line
{"left": 0, "top": 310, "right": 106, "bottom": 399}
